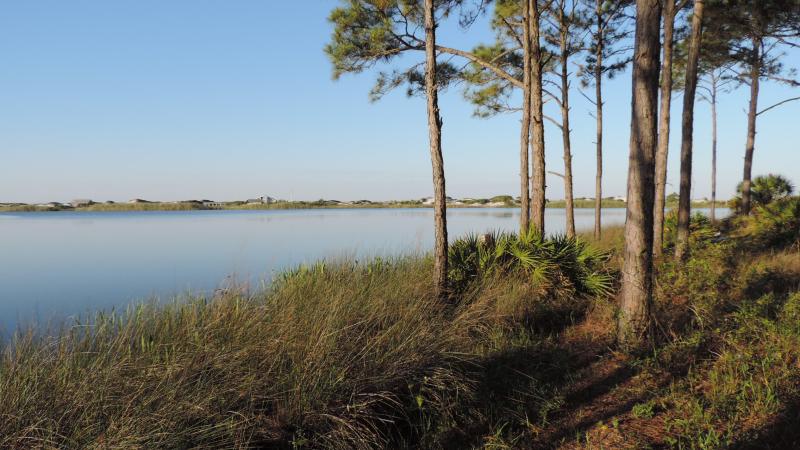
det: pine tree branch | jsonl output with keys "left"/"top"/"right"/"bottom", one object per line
{"left": 435, "top": 45, "right": 523, "bottom": 88}
{"left": 543, "top": 114, "right": 564, "bottom": 129}
{"left": 756, "top": 96, "right": 800, "bottom": 116}
{"left": 577, "top": 87, "right": 597, "bottom": 106}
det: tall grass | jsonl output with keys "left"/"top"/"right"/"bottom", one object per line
{"left": 0, "top": 235, "right": 609, "bottom": 448}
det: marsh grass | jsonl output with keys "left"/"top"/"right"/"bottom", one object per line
{"left": 0, "top": 234, "right": 610, "bottom": 448}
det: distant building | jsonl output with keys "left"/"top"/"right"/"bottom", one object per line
{"left": 70, "top": 199, "right": 93, "bottom": 207}
{"left": 245, "top": 196, "right": 277, "bottom": 205}
{"left": 129, "top": 198, "right": 150, "bottom": 204}
{"left": 202, "top": 201, "right": 224, "bottom": 209}
{"left": 36, "top": 202, "right": 64, "bottom": 209}
{"left": 421, "top": 197, "right": 455, "bottom": 205}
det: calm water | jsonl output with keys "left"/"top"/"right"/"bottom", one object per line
{"left": 0, "top": 207, "right": 727, "bottom": 331}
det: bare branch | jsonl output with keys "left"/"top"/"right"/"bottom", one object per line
{"left": 577, "top": 87, "right": 597, "bottom": 106}
{"left": 543, "top": 114, "right": 563, "bottom": 129}
{"left": 756, "top": 96, "right": 800, "bottom": 116}
{"left": 501, "top": 17, "right": 525, "bottom": 48}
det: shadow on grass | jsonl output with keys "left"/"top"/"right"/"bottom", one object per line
{"left": 432, "top": 298, "right": 601, "bottom": 448}
{"left": 733, "top": 399, "right": 800, "bottom": 450}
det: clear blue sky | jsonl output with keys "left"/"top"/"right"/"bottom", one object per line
{"left": 1, "top": 1, "right": 798, "bottom": 203}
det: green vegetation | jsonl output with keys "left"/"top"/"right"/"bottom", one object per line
{"left": 82, "top": 202, "right": 206, "bottom": 212}
{"left": 730, "top": 173, "right": 795, "bottom": 213}
{"left": 2, "top": 197, "right": 800, "bottom": 448}
{"left": 0, "top": 204, "right": 58, "bottom": 212}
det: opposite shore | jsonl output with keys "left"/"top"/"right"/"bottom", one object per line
{"left": 0, "top": 196, "right": 728, "bottom": 212}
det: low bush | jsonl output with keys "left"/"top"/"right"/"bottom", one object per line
{"left": 729, "top": 196, "right": 800, "bottom": 250}
{"left": 448, "top": 231, "right": 613, "bottom": 299}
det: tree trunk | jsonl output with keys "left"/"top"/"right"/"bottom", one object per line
{"left": 675, "top": 0, "right": 705, "bottom": 261}
{"left": 710, "top": 73, "right": 717, "bottom": 223}
{"left": 530, "top": 0, "right": 546, "bottom": 236}
{"left": 424, "top": 0, "right": 448, "bottom": 299}
{"left": 559, "top": 6, "right": 576, "bottom": 239}
{"left": 594, "top": 0, "right": 604, "bottom": 241}
{"left": 653, "top": 0, "right": 675, "bottom": 259}
{"left": 520, "top": 0, "right": 533, "bottom": 234}
{"left": 618, "top": 0, "right": 661, "bottom": 350}
{"left": 741, "top": 39, "right": 760, "bottom": 215}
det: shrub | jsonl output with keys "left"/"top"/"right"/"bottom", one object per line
{"left": 447, "top": 231, "right": 613, "bottom": 298}
{"left": 730, "top": 174, "right": 794, "bottom": 212}
{"left": 661, "top": 209, "right": 717, "bottom": 252}
{"left": 730, "top": 196, "right": 800, "bottom": 250}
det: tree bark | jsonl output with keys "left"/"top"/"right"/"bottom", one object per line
{"left": 424, "top": 0, "right": 448, "bottom": 299}
{"left": 559, "top": 4, "right": 576, "bottom": 239}
{"left": 530, "top": 0, "right": 547, "bottom": 236}
{"left": 520, "top": 0, "right": 533, "bottom": 234}
{"left": 653, "top": 0, "right": 675, "bottom": 259}
{"left": 618, "top": 0, "right": 661, "bottom": 350}
{"left": 710, "top": 73, "right": 718, "bottom": 223}
{"left": 675, "top": 0, "right": 705, "bottom": 261}
{"left": 594, "top": 0, "right": 604, "bottom": 241}
{"left": 741, "top": 39, "right": 760, "bottom": 215}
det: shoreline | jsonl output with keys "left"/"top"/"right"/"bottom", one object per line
{"left": 0, "top": 200, "right": 728, "bottom": 213}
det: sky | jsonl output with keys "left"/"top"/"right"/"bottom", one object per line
{"left": 1, "top": 1, "right": 798, "bottom": 204}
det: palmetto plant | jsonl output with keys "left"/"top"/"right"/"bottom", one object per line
{"left": 732, "top": 174, "right": 795, "bottom": 212}
{"left": 448, "top": 230, "right": 613, "bottom": 297}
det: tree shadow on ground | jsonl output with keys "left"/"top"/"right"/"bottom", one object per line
{"left": 732, "top": 399, "right": 800, "bottom": 450}
{"left": 434, "top": 297, "right": 604, "bottom": 448}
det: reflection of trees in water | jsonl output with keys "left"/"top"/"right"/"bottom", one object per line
{"left": 395, "top": 208, "right": 519, "bottom": 219}
{"left": 451, "top": 209, "right": 518, "bottom": 219}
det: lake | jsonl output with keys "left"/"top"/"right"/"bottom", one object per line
{"left": 0, "top": 207, "right": 727, "bottom": 331}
